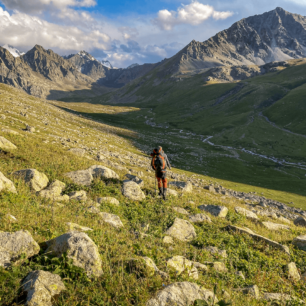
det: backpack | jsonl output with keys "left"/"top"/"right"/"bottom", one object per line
{"left": 152, "top": 153, "right": 166, "bottom": 172}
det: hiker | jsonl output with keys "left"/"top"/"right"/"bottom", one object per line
{"left": 151, "top": 146, "right": 171, "bottom": 200}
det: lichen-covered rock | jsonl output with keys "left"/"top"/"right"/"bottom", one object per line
{"left": 198, "top": 205, "right": 228, "bottom": 218}
{"left": 169, "top": 181, "right": 193, "bottom": 193}
{"left": 69, "top": 190, "right": 87, "bottom": 202}
{"left": 188, "top": 214, "right": 211, "bottom": 224}
{"left": 45, "top": 231, "right": 103, "bottom": 277}
{"left": 13, "top": 169, "right": 49, "bottom": 192}
{"left": 142, "top": 256, "right": 168, "bottom": 279}
{"left": 22, "top": 270, "right": 66, "bottom": 306}
{"left": 68, "top": 148, "right": 86, "bottom": 157}
{"left": 163, "top": 236, "right": 174, "bottom": 244}
{"left": 167, "top": 256, "right": 198, "bottom": 279}
{"left": 0, "top": 230, "right": 40, "bottom": 268}
{"left": 97, "top": 197, "right": 120, "bottom": 206}
{"left": 88, "top": 165, "right": 119, "bottom": 180}
{"left": 242, "top": 285, "right": 260, "bottom": 299}
{"left": 125, "top": 174, "right": 144, "bottom": 188}
{"left": 262, "top": 221, "right": 290, "bottom": 231}
{"left": 213, "top": 262, "right": 228, "bottom": 273}
{"left": 65, "top": 170, "right": 93, "bottom": 186}
{"left": 173, "top": 207, "right": 189, "bottom": 215}
{"left": 263, "top": 293, "right": 302, "bottom": 303}
{"left": 294, "top": 216, "right": 306, "bottom": 227}
{"left": 146, "top": 282, "right": 218, "bottom": 306}
{"left": 65, "top": 222, "right": 93, "bottom": 232}
{"left": 203, "top": 246, "right": 227, "bottom": 258}
{"left": 122, "top": 180, "right": 145, "bottom": 201}
{"left": 0, "top": 136, "right": 17, "bottom": 150}
{"left": 99, "top": 212, "right": 123, "bottom": 228}
{"left": 235, "top": 207, "right": 258, "bottom": 220}
{"left": 165, "top": 218, "right": 197, "bottom": 242}
{"left": 39, "top": 180, "right": 68, "bottom": 202}
{"left": 0, "top": 171, "right": 17, "bottom": 193}
{"left": 286, "top": 262, "right": 300, "bottom": 281}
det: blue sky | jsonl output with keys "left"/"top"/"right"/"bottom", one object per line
{"left": 0, "top": 0, "right": 306, "bottom": 68}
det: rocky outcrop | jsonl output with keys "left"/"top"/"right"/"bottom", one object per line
{"left": 122, "top": 180, "right": 145, "bottom": 201}
{"left": 0, "top": 136, "right": 17, "bottom": 150}
{"left": 88, "top": 165, "right": 119, "bottom": 180}
{"left": 188, "top": 214, "right": 212, "bottom": 223}
{"left": 0, "top": 171, "right": 17, "bottom": 193}
{"left": 39, "top": 180, "right": 69, "bottom": 202}
{"left": 235, "top": 207, "right": 258, "bottom": 220}
{"left": 0, "top": 230, "right": 40, "bottom": 268}
{"left": 22, "top": 270, "right": 66, "bottom": 306}
{"left": 65, "top": 170, "right": 93, "bottom": 186}
{"left": 165, "top": 218, "right": 197, "bottom": 242}
{"left": 69, "top": 190, "right": 87, "bottom": 202}
{"left": 97, "top": 197, "right": 120, "bottom": 206}
{"left": 167, "top": 256, "right": 198, "bottom": 279}
{"left": 13, "top": 169, "right": 49, "bottom": 192}
{"left": 99, "top": 212, "right": 123, "bottom": 228}
{"left": 262, "top": 221, "right": 290, "bottom": 231}
{"left": 45, "top": 231, "right": 103, "bottom": 277}
{"left": 198, "top": 205, "right": 228, "bottom": 218}
{"left": 169, "top": 181, "right": 192, "bottom": 193}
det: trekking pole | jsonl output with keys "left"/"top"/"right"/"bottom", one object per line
{"left": 155, "top": 176, "right": 157, "bottom": 197}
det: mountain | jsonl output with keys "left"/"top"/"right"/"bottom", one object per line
{"left": 2, "top": 44, "right": 25, "bottom": 57}
{"left": 100, "top": 60, "right": 113, "bottom": 69}
{"left": 167, "top": 7, "right": 306, "bottom": 74}
{"left": 127, "top": 63, "right": 139, "bottom": 69}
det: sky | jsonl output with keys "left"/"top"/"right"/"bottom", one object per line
{"left": 0, "top": 0, "right": 306, "bottom": 68}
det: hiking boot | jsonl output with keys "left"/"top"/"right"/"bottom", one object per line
{"left": 158, "top": 187, "right": 163, "bottom": 197}
{"left": 163, "top": 188, "right": 167, "bottom": 201}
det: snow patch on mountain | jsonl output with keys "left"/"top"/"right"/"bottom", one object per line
{"left": 100, "top": 60, "right": 113, "bottom": 69}
{"left": 127, "top": 63, "right": 139, "bottom": 69}
{"left": 2, "top": 44, "right": 25, "bottom": 57}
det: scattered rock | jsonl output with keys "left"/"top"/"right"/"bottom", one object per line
{"left": 13, "top": 169, "right": 49, "bottom": 192}
{"left": 262, "top": 293, "right": 302, "bottom": 303}
{"left": 235, "top": 271, "right": 245, "bottom": 280}
{"left": 192, "top": 261, "right": 208, "bottom": 272}
{"left": 0, "top": 171, "right": 17, "bottom": 193}
{"left": 1, "top": 214, "right": 17, "bottom": 222}
{"left": 66, "top": 222, "right": 93, "bottom": 232}
{"left": 65, "top": 170, "right": 93, "bottom": 186}
{"left": 173, "top": 207, "right": 189, "bottom": 215}
{"left": 125, "top": 174, "right": 144, "bottom": 188}
{"left": 167, "top": 256, "right": 198, "bottom": 279}
{"left": 86, "top": 205, "right": 100, "bottom": 214}
{"left": 213, "top": 262, "right": 228, "bottom": 273}
{"left": 142, "top": 256, "right": 169, "bottom": 279}
{"left": 122, "top": 180, "right": 145, "bottom": 201}
{"left": 203, "top": 246, "right": 227, "bottom": 258}
{"left": 99, "top": 212, "right": 123, "bottom": 228}
{"left": 262, "top": 221, "right": 290, "bottom": 231}
{"left": 286, "top": 262, "right": 300, "bottom": 281}
{"left": 69, "top": 190, "right": 87, "bottom": 202}
{"left": 39, "top": 180, "right": 69, "bottom": 202}
{"left": 68, "top": 148, "right": 86, "bottom": 157}
{"left": 163, "top": 236, "right": 174, "bottom": 244}
{"left": 235, "top": 207, "right": 258, "bottom": 220}
{"left": 0, "top": 230, "right": 40, "bottom": 268}
{"left": 188, "top": 214, "right": 212, "bottom": 223}
{"left": 146, "top": 282, "right": 218, "bottom": 306}
{"left": 25, "top": 125, "right": 35, "bottom": 133}
{"left": 242, "top": 285, "right": 260, "bottom": 299}
{"left": 198, "top": 204, "right": 228, "bottom": 218}
{"left": 22, "top": 270, "right": 66, "bottom": 306}
{"left": 88, "top": 165, "right": 119, "bottom": 180}
{"left": 169, "top": 181, "right": 193, "bottom": 193}
{"left": 278, "top": 216, "right": 291, "bottom": 224}
{"left": 0, "top": 136, "right": 17, "bottom": 150}
{"left": 97, "top": 197, "right": 120, "bottom": 206}
{"left": 205, "top": 185, "right": 215, "bottom": 192}
{"left": 45, "top": 231, "right": 103, "bottom": 277}
{"left": 96, "top": 153, "right": 106, "bottom": 161}
{"left": 1, "top": 128, "right": 20, "bottom": 135}
{"left": 294, "top": 216, "right": 306, "bottom": 227}
{"left": 165, "top": 218, "right": 197, "bottom": 242}
{"left": 168, "top": 189, "right": 178, "bottom": 197}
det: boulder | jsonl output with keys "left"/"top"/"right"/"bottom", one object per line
{"left": 168, "top": 189, "right": 178, "bottom": 197}
{"left": 125, "top": 174, "right": 144, "bottom": 188}
{"left": 97, "top": 197, "right": 120, "bottom": 206}
{"left": 25, "top": 125, "right": 35, "bottom": 133}
{"left": 45, "top": 231, "right": 103, "bottom": 277}
{"left": 0, "top": 171, "right": 17, "bottom": 193}
{"left": 146, "top": 282, "right": 218, "bottom": 306}
{"left": 225, "top": 225, "right": 290, "bottom": 255}
{"left": 1, "top": 128, "right": 20, "bottom": 135}
{"left": 68, "top": 148, "right": 86, "bottom": 157}
{"left": 198, "top": 204, "right": 228, "bottom": 218}
{"left": 165, "top": 218, "right": 197, "bottom": 242}
{"left": 188, "top": 214, "right": 212, "bottom": 224}
{"left": 163, "top": 236, "right": 174, "bottom": 244}
{"left": 22, "top": 270, "right": 66, "bottom": 306}
{"left": 203, "top": 246, "right": 227, "bottom": 258}
{"left": 242, "top": 285, "right": 260, "bottom": 299}
{"left": 65, "top": 222, "right": 93, "bottom": 232}
{"left": 204, "top": 185, "right": 215, "bottom": 193}
{"left": 278, "top": 216, "right": 291, "bottom": 224}
{"left": 235, "top": 207, "right": 258, "bottom": 220}
{"left": 169, "top": 181, "right": 193, "bottom": 193}
{"left": 99, "top": 212, "right": 123, "bottom": 228}
{"left": 286, "top": 262, "right": 300, "bottom": 281}
{"left": 173, "top": 207, "right": 189, "bottom": 215}
{"left": 13, "top": 169, "right": 49, "bottom": 192}
{"left": 86, "top": 206, "right": 101, "bottom": 214}
{"left": 192, "top": 262, "right": 208, "bottom": 272}
{"left": 122, "top": 180, "right": 145, "bottom": 201}
{"left": 69, "top": 190, "right": 87, "bottom": 202}
{"left": 0, "top": 230, "right": 40, "bottom": 268}
{"left": 88, "top": 165, "right": 119, "bottom": 180}
{"left": 263, "top": 293, "right": 302, "bottom": 303}
{"left": 39, "top": 180, "right": 68, "bottom": 202}
{"left": 142, "top": 256, "right": 168, "bottom": 279}
{"left": 294, "top": 216, "right": 306, "bottom": 227}
{"left": 65, "top": 170, "right": 93, "bottom": 186}
{"left": 262, "top": 221, "right": 290, "bottom": 231}
{"left": 167, "top": 256, "right": 198, "bottom": 280}
{"left": 293, "top": 235, "right": 306, "bottom": 251}
{"left": 213, "top": 262, "right": 228, "bottom": 273}
{"left": 0, "top": 136, "right": 17, "bottom": 150}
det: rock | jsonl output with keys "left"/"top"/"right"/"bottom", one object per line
{"left": 0, "top": 230, "right": 40, "bottom": 268}
{"left": 65, "top": 170, "right": 93, "bottom": 186}
{"left": 1, "top": 214, "right": 17, "bottom": 222}
{"left": 235, "top": 271, "right": 245, "bottom": 280}
{"left": 88, "top": 165, "right": 119, "bottom": 180}
{"left": 205, "top": 185, "right": 215, "bottom": 192}
{"left": 213, "top": 262, "right": 228, "bottom": 273}
{"left": 169, "top": 181, "right": 193, "bottom": 193}
{"left": 45, "top": 231, "right": 103, "bottom": 277}
{"left": 22, "top": 270, "right": 66, "bottom": 306}
{"left": 69, "top": 190, "right": 87, "bottom": 202}
{"left": 262, "top": 221, "right": 290, "bottom": 231}
{"left": 286, "top": 262, "right": 300, "bottom": 281}
{"left": 125, "top": 174, "right": 144, "bottom": 188}
{"left": 242, "top": 285, "right": 260, "bottom": 299}
{"left": 68, "top": 148, "right": 86, "bottom": 157}
{"left": 235, "top": 207, "right": 258, "bottom": 220}
{"left": 188, "top": 213, "right": 212, "bottom": 223}
{"left": 203, "top": 246, "right": 227, "bottom": 258}
{"left": 99, "top": 212, "right": 124, "bottom": 228}
{"left": 142, "top": 256, "right": 169, "bottom": 279}
{"left": 225, "top": 225, "right": 290, "bottom": 255}
{"left": 188, "top": 201, "right": 195, "bottom": 205}
{"left": 122, "top": 180, "right": 145, "bottom": 201}
{"left": 87, "top": 205, "right": 100, "bottom": 214}
{"left": 39, "top": 180, "right": 68, "bottom": 202}
{"left": 192, "top": 262, "right": 208, "bottom": 272}
{"left": 96, "top": 154, "right": 106, "bottom": 161}
{"left": 146, "top": 282, "right": 218, "bottom": 306}
{"left": 173, "top": 207, "right": 189, "bottom": 215}
{"left": 168, "top": 189, "right": 178, "bottom": 197}
{"left": 278, "top": 216, "right": 291, "bottom": 224}
{"left": 198, "top": 204, "right": 228, "bottom": 218}
{"left": 292, "top": 235, "right": 306, "bottom": 251}
{"left": 167, "top": 256, "right": 198, "bottom": 279}
{"left": 13, "top": 169, "right": 49, "bottom": 192}
{"left": 25, "top": 125, "right": 35, "bottom": 133}
{"left": 66, "top": 222, "right": 93, "bottom": 232}
{"left": 0, "top": 171, "right": 17, "bottom": 193}
{"left": 294, "top": 216, "right": 306, "bottom": 227}
{"left": 97, "top": 197, "right": 120, "bottom": 206}
{"left": 163, "top": 236, "right": 174, "bottom": 244}
{"left": 1, "top": 128, "right": 20, "bottom": 135}
{"left": 263, "top": 293, "right": 301, "bottom": 303}
{"left": 0, "top": 136, "right": 17, "bottom": 150}
{"left": 165, "top": 218, "right": 197, "bottom": 242}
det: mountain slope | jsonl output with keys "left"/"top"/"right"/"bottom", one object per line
{"left": 2, "top": 44, "right": 25, "bottom": 57}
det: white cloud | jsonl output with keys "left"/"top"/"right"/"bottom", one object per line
{"left": 153, "top": 1, "right": 233, "bottom": 30}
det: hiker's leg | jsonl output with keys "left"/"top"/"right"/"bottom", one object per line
{"left": 156, "top": 175, "right": 163, "bottom": 196}
{"left": 162, "top": 173, "right": 167, "bottom": 200}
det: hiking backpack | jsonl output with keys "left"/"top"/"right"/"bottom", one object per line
{"left": 152, "top": 153, "right": 166, "bottom": 172}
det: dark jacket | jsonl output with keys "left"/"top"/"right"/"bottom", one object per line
{"left": 150, "top": 151, "right": 171, "bottom": 171}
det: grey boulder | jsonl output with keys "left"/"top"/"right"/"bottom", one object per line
{"left": 188, "top": 213, "right": 212, "bottom": 223}
{"left": 0, "top": 171, "right": 17, "bottom": 193}
{"left": 122, "top": 180, "right": 145, "bottom": 201}
{"left": 0, "top": 136, "right": 17, "bottom": 150}
{"left": 88, "top": 165, "right": 119, "bottom": 180}
{"left": 165, "top": 218, "right": 197, "bottom": 242}
{"left": 97, "top": 197, "right": 120, "bottom": 206}
{"left": 65, "top": 170, "right": 93, "bottom": 186}
{"left": 13, "top": 169, "right": 49, "bottom": 192}
{"left": 198, "top": 204, "right": 228, "bottom": 218}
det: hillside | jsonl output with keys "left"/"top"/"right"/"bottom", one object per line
{"left": 2, "top": 83, "right": 306, "bottom": 305}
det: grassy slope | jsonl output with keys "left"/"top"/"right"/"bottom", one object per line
{"left": 2, "top": 83, "right": 306, "bottom": 305}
